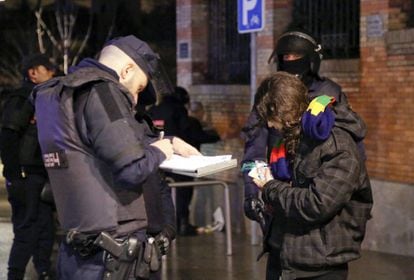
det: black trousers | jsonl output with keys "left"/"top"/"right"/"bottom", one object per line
{"left": 266, "top": 251, "right": 281, "bottom": 280}
{"left": 6, "top": 175, "right": 55, "bottom": 280}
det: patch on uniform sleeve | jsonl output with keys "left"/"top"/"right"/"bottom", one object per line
{"left": 43, "top": 150, "right": 69, "bottom": 168}
{"left": 94, "top": 83, "right": 123, "bottom": 122}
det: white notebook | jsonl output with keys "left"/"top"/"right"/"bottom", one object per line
{"left": 159, "top": 154, "right": 238, "bottom": 178}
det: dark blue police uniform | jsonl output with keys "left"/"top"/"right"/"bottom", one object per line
{"left": 0, "top": 82, "right": 55, "bottom": 280}
{"left": 33, "top": 55, "right": 166, "bottom": 279}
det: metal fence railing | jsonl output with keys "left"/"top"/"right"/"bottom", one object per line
{"left": 291, "top": 0, "right": 360, "bottom": 59}
{"left": 207, "top": 1, "right": 250, "bottom": 84}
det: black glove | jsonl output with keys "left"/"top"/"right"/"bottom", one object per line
{"left": 154, "top": 232, "right": 170, "bottom": 256}
{"left": 244, "top": 196, "right": 265, "bottom": 222}
{"left": 244, "top": 196, "right": 266, "bottom": 232}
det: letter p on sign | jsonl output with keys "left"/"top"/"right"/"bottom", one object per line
{"left": 238, "top": 0, "right": 264, "bottom": 33}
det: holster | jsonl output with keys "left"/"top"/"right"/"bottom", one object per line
{"left": 65, "top": 230, "right": 102, "bottom": 258}
{"left": 94, "top": 232, "right": 142, "bottom": 280}
{"left": 40, "top": 181, "right": 55, "bottom": 205}
{"left": 134, "top": 237, "right": 161, "bottom": 278}
{"left": 65, "top": 230, "right": 162, "bottom": 280}
{"left": 95, "top": 232, "right": 162, "bottom": 280}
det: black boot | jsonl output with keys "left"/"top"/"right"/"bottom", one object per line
{"left": 178, "top": 218, "right": 198, "bottom": 236}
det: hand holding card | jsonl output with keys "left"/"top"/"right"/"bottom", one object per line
{"left": 248, "top": 161, "right": 274, "bottom": 189}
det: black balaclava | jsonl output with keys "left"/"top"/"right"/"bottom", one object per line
{"left": 278, "top": 55, "right": 311, "bottom": 76}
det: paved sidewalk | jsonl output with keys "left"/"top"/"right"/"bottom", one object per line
{"left": 0, "top": 220, "right": 12, "bottom": 279}
{"left": 0, "top": 219, "right": 58, "bottom": 280}
{"left": 1, "top": 220, "right": 414, "bottom": 280}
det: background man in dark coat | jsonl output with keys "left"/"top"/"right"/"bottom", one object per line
{"left": 0, "top": 54, "right": 56, "bottom": 280}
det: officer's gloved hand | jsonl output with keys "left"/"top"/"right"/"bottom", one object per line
{"left": 154, "top": 232, "right": 170, "bottom": 256}
{"left": 244, "top": 195, "right": 265, "bottom": 222}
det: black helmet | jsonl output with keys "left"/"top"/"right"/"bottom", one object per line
{"left": 268, "top": 30, "right": 323, "bottom": 76}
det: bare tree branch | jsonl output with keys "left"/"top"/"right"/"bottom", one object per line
{"left": 36, "top": 7, "right": 46, "bottom": 53}
{"left": 0, "top": 33, "right": 27, "bottom": 86}
{"left": 55, "top": 9, "right": 64, "bottom": 39}
{"left": 35, "top": 10, "right": 61, "bottom": 51}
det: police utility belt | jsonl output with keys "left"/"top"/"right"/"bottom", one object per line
{"left": 65, "top": 230, "right": 161, "bottom": 280}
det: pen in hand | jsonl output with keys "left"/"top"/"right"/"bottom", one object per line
{"left": 151, "top": 130, "right": 173, "bottom": 159}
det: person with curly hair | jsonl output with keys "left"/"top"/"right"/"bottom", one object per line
{"left": 252, "top": 72, "right": 373, "bottom": 280}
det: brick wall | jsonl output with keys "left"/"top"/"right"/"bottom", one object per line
{"left": 358, "top": 0, "right": 414, "bottom": 183}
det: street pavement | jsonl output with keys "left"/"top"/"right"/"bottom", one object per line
{"left": 1, "top": 218, "right": 414, "bottom": 280}
{"left": 0, "top": 220, "right": 12, "bottom": 279}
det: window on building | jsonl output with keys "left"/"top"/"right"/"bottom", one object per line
{"left": 207, "top": 1, "right": 250, "bottom": 84}
{"left": 389, "top": 0, "right": 414, "bottom": 29}
{"left": 409, "top": 0, "right": 414, "bottom": 27}
{"left": 291, "top": 0, "right": 360, "bottom": 59}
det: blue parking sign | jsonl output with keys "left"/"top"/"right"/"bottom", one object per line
{"left": 238, "top": 0, "right": 265, "bottom": 33}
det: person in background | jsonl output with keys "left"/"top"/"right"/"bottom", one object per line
{"left": 253, "top": 72, "right": 372, "bottom": 280}
{"left": 32, "top": 35, "right": 199, "bottom": 279}
{"left": 135, "top": 88, "right": 176, "bottom": 280}
{"left": 148, "top": 86, "right": 190, "bottom": 139}
{"left": 0, "top": 54, "right": 57, "bottom": 280}
{"left": 172, "top": 101, "right": 221, "bottom": 235}
{"left": 148, "top": 86, "right": 200, "bottom": 236}
{"left": 186, "top": 101, "right": 220, "bottom": 150}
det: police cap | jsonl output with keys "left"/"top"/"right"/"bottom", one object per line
{"left": 105, "top": 35, "right": 157, "bottom": 77}
{"left": 105, "top": 35, "right": 174, "bottom": 102}
{"left": 21, "top": 54, "right": 55, "bottom": 77}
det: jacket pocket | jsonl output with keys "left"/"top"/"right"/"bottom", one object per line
{"left": 282, "top": 226, "right": 328, "bottom": 269}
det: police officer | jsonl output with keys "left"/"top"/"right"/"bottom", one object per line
{"left": 186, "top": 101, "right": 221, "bottom": 151}
{"left": 241, "top": 29, "right": 364, "bottom": 279}
{"left": 0, "top": 54, "right": 56, "bottom": 280}
{"left": 33, "top": 35, "right": 200, "bottom": 280}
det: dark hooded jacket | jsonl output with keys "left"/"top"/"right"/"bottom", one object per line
{"left": 261, "top": 101, "right": 373, "bottom": 279}
{"left": 1, "top": 81, "right": 47, "bottom": 180}
{"left": 147, "top": 95, "right": 189, "bottom": 139}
